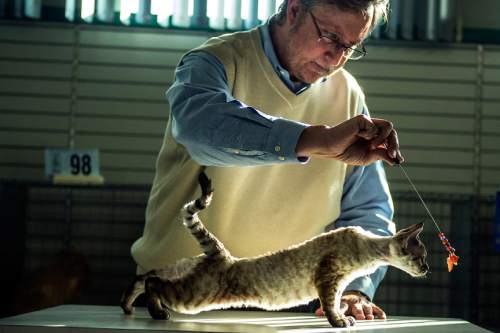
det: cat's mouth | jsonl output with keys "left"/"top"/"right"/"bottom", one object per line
{"left": 416, "top": 262, "right": 430, "bottom": 277}
{"left": 407, "top": 262, "right": 429, "bottom": 278}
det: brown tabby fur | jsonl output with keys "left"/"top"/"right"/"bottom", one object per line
{"left": 121, "top": 172, "right": 428, "bottom": 327}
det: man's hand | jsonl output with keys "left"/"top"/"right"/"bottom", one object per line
{"left": 295, "top": 115, "right": 404, "bottom": 166}
{"left": 315, "top": 291, "right": 386, "bottom": 321}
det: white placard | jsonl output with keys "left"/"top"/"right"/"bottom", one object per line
{"left": 44, "top": 148, "right": 101, "bottom": 179}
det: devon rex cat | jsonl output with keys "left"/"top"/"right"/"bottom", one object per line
{"left": 121, "top": 172, "right": 428, "bottom": 328}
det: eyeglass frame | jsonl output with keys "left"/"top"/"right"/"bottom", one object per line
{"left": 308, "top": 11, "right": 367, "bottom": 61}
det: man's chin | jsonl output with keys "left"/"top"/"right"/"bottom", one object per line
{"left": 297, "top": 72, "right": 324, "bottom": 84}
{"left": 302, "top": 68, "right": 340, "bottom": 84}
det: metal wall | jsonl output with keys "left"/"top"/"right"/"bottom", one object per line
{"left": 1, "top": 21, "right": 499, "bottom": 195}
{"left": 0, "top": 21, "right": 208, "bottom": 184}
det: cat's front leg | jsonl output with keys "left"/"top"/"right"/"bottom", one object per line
{"left": 314, "top": 255, "right": 355, "bottom": 328}
{"left": 316, "top": 281, "right": 355, "bottom": 328}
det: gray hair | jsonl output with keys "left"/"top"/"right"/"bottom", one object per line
{"left": 274, "top": 0, "right": 389, "bottom": 32}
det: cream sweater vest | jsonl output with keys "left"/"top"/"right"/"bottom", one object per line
{"left": 131, "top": 28, "right": 366, "bottom": 271}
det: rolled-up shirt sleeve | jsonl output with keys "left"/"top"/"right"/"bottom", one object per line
{"left": 166, "top": 51, "right": 309, "bottom": 166}
{"left": 323, "top": 102, "right": 395, "bottom": 301}
{"left": 327, "top": 161, "right": 395, "bottom": 300}
{"left": 328, "top": 160, "right": 395, "bottom": 301}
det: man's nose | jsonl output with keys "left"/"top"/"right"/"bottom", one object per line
{"left": 323, "top": 48, "right": 344, "bottom": 67}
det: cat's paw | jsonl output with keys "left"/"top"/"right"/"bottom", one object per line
{"left": 120, "top": 301, "right": 133, "bottom": 315}
{"left": 346, "top": 316, "right": 356, "bottom": 327}
{"left": 329, "top": 315, "right": 356, "bottom": 328}
{"left": 148, "top": 307, "right": 170, "bottom": 320}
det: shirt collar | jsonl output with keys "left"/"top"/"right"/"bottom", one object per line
{"left": 259, "top": 18, "right": 311, "bottom": 95}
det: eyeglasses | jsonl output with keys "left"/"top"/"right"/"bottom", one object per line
{"left": 309, "top": 11, "right": 367, "bottom": 61}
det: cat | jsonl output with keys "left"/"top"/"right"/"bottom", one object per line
{"left": 121, "top": 172, "right": 428, "bottom": 328}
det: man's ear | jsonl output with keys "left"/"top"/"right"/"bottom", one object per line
{"left": 287, "top": 0, "right": 301, "bottom": 24}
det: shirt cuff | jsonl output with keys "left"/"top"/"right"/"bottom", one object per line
{"left": 345, "top": 275, "right": 376, "bottom": 301}
{"left": 265, "top": 117, "right": 310, "bottom": 163}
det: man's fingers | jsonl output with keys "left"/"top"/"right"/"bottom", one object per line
{"left": 340, "top": 302, "right": 348, "bottom": 314}
{"left": 356, "top": 115, "right": 379, "bottom": 140}
{"left": 362, "top": 304, "right": 374, "bottom": 320}
{"left": 370, "top": 118, "right": 394, "bottom": 150}
{"left": 385, "top": 128, "right": 403, "bottom": 163}
{"left": 371, "top": 304, "right": 387, "bottom": 320}
{"left": 360, "top": 117, "right": 406, "bottom": 165}
{"left": 351, "top": 303, "right": 365, "bottom": 320}
{"left": 396, "top": 150, "right": 404, "bottom": 164}
{"left": 370, "top": 148, "right": 396, "bottom": 166}
{"left": 369, "top": 119, "right": 404, "bottom": 164}
{"left": 315, "top": 307, "right": 324, "bottom": 317}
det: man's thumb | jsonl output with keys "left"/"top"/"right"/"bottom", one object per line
{"left": 340, "top": 302, "right": 349, "bottom": 314}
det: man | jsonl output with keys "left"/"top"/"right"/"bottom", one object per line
{"left": 131, "top": 0, "right": 401, "bottom": 321}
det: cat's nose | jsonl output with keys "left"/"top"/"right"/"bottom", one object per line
{"left": 421, "top": 263, "right": 429, "bottom": 273}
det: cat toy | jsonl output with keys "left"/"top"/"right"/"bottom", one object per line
{"left": 396, "top": 162, "right": 459, "bottom": 272}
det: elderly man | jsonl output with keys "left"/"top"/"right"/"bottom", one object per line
{"left": 131, "top": 0, "right": 401, "bottom": 321}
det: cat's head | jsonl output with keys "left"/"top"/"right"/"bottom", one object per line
{"left": 388, "top": 222, "right": 429, "bottom": 277}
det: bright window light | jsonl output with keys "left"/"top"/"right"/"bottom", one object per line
{"left": 258, "top": 0, "right": 266, "bottom": 21}
{"left": 120, "top": 0, "right": 139, "bottom": 24}
{"left": 188, "top": 0, "right": 194, "bottom": 16}
{"left": 276, "top": 0, "right": 284, "bottom": 12}
{"left": 241, "top": 0, "right": 249, "bottom": 20}
{"left": 224, "top": 0, "right": 243, "bottom": 30}
{"left": 207, "top": 0, "right": 218, "bottom": 18}
{"left": 171, "top": 0, "right": 193, "bottom": 27}
{"left": 151, "top": 0, "right": 173, "bottom": 16}
{"left": 224, "top": 0, "right": 240, "bottom": 19}
{"left": 152, "top": 0, "right": 173, "bottom": 26}
{"left": 207, "top": 0, "right": 225, "bottom": 29}
{"left": 258, "top": 0, "right": 277, "bottom": 21}
{"left": 65, "top": 0, "right": 76, "bottom": 21}
{"left": 81, "top": 0, "right": 95, "bottom": 21}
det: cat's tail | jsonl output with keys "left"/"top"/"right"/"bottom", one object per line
{"left": 181, "top": 172, "right": 230, "bottom": 259}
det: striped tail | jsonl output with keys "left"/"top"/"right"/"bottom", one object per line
{"left": 181, "top": 172, "right": 229, "bottom": 259}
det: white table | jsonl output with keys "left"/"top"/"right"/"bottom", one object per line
{"left": 0, "top": 305, "right": 492, "bottom": 333}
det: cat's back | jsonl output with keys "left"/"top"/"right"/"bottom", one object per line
{"left": 218, "top": 234, "right": 333, "bottom": 308}
{"left": 155, "top": 255, "right": 205, "bottom": 280}
{"left": 319, "top": 226, "right": 378, "bottom": 244}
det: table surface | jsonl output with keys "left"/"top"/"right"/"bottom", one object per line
{"left": 0, "top": 305, "right": 492, "bottom": 333}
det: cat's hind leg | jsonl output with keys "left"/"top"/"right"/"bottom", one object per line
{"left": 145, "top": 276, "right": 171, "bottom": 320}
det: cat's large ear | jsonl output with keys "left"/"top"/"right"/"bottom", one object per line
{"left": 395, "top": 222, "right": 424, "bottom": 249}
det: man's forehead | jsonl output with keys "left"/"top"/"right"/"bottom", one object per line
{"left": 315, "top": 4, "right": 372, "bottom": 44}
{"left": 331, "top": 23, "right": 364, "bottom": 45}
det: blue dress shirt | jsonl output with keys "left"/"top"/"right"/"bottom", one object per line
{"left": 165, "top": 22, "right": 395, "bottom": 301}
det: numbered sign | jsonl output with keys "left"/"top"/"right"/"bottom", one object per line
{"left": 44, "top": 148, "right": 102, "bottom": 180}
